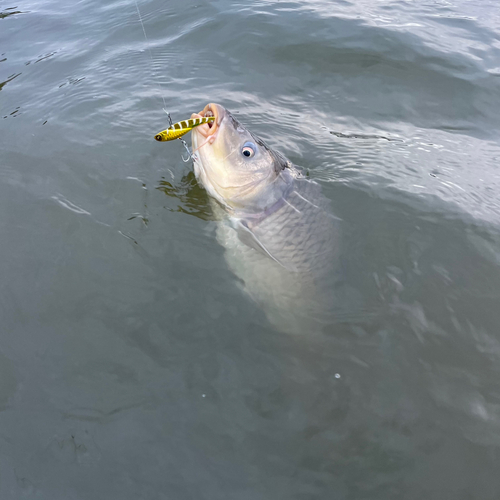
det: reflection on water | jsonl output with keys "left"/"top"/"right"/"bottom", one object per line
{"left": 0, "top": 7, "right": 23, "bottom": 20}
{"left": 1, "top": 0, "right": 500, "bottom": 498}
{"left": 157, "top": 171, "right": 214, "bottom": 221}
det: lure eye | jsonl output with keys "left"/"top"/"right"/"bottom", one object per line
{"left": 155, "top": 134, "right": 162, "bottom": 141}
{"left": 241, "top": 142, "right": 256, "bottom": 158}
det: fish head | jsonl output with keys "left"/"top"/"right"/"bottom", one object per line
{"left": 191, "top": 103, "right": 289, "bottom": 211}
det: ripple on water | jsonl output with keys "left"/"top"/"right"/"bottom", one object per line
{"left": 1, "top": 0, "right": 500, "bottom": 498}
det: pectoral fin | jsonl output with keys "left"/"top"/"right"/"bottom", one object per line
{"left": 233, "top": 219, "right": 297, "bottom": 272}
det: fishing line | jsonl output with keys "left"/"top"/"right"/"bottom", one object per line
{"left": 134, "top": 0, "right": 194, "bottom": 162}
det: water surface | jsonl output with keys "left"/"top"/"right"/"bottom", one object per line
{"left": 1, "top": 0, "right": 500, "bottom": 498}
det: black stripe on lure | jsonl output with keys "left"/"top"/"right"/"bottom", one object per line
{"left": 154, "top": 117, "right": 215, "bottom": 142}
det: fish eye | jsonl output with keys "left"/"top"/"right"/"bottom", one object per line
{"left": 241, "top": 142, "right": 256, "bottom": 158}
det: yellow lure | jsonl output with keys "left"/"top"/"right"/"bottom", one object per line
{"left": 154, "top": 116, "right": 215, "bottom": 142}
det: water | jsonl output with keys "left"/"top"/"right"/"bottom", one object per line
{"left": 1, "top": 0, "right": 500, "bottom": 498}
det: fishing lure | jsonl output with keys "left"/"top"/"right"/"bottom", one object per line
{"left": 154, "top": 116, "right": 215, "bottom": 142}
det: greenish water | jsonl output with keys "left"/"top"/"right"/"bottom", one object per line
{"left": 1, "top": 0, "right": 500, "bottom": 498}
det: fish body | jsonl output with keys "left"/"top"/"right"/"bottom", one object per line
{"left": 190, "top": 103, "right": 342, "bottom": 334}
{"left": 155, "top": 116, "right": 215, "bottom": 142}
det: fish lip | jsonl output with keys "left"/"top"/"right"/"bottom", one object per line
{"left": 191, "top": 103, "right": 224, "bottom": 139}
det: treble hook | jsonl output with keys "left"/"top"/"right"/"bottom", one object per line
{"left": 177, "top": 137, "right": 193, "bottom": 162}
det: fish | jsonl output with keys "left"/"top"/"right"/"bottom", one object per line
{"left": 190, "top": 103, "right": 345, "bottom": 334}
{"left": 154, "top": 116, "right": 215, "bottom": 142}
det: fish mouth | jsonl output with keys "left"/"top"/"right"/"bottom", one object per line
{"left": 190, "top": 103, "right": 224, "bottom": 139}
